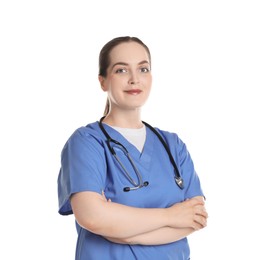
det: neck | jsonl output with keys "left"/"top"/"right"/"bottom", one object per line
{"left": 103, "top": 109, "right": 143, "bottom": 129}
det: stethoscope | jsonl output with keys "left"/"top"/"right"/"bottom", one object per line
{"left": 98, "top": 117, "right": 184, "bottom": 192}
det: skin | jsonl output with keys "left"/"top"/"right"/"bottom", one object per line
{"left": 102, "top": 193, "right": 203, "bottom": 245}
{"left": 99, "top": 42, "right": 152, "bottom": 128}
{"left": 71, "top": 41, "right": 208, "bottom": 245}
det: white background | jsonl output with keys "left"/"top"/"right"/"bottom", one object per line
{"left": 1, "top": 0, "right": 254, "bottom": 259}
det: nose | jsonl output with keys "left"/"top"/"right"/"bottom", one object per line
{"left": 128, "top": 71, "right": 139, "bottom": 85}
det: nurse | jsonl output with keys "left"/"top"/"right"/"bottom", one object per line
{"left": 58, "top": 36, "right": 208, "bottom": 260}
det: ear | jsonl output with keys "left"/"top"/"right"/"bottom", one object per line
{"left": 98, "top": 75, "right": 108, "bottom": 92}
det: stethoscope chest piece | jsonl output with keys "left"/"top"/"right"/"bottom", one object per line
{"left": 175, "top": 176, "right": 184, "bottom": 190}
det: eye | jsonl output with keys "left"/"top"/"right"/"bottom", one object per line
{"left": 140, "top": 67, "right": 150, "bottom": 73}
{"left": 115, "top": 68, "right": 128, "bottom": 74}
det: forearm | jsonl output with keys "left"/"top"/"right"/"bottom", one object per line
{"left": 105, "top": 227, "right": 195, "bottom": 245}
{"left": 92, "top": 201, "right": 167, "bottom": 238}
{"left": 71, "top": 192, "right": 207, "bottom": 240}
{"left": 71, "top": 192, "right": 168, "bottom": 239}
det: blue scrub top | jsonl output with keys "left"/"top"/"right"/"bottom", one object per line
{"left": 58, "top": 121, "right": 204, "bottom": 260}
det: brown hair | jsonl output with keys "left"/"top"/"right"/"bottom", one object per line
{"left": 98, "top": 36, "right": 151, "bottom": 116}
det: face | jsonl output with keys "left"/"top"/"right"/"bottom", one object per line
{"left": 99, "top": 41, "right": 152, "bottom": 112}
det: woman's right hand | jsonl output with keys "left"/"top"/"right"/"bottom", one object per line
{"left": 167, "top": 196, "right": 208, "bottom": 230}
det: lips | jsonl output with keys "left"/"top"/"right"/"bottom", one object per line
{"left": 124, "top": 89, "right": 142, "bottom": 95}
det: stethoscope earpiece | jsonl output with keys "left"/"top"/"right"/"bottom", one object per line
{"left": 143, "top": 181, "right": 149, "bottom": 187}
{"left": 123, "top": 181, "right": 150, "bottom": 192}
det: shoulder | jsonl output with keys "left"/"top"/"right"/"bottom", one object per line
{"left": 68, "top": 121, "right": 103, "bottom": 142}
{"left": 150, "top": 126, "right": 188, "bottom": 157}
{"left": 154, "top": 127, "right": 184, "bottom": 146}
{"left": 152, "top": 127, "right": 191, "bottom": 164}
{"left": 61, "top": 121, "right": 105, "bottom": 154}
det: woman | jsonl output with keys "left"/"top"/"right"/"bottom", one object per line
{"left": 58, "top": 36, "right": 208, "bottom": 260}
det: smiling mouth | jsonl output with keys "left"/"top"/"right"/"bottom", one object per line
{"left": 124, "top": 89, "right": 142, "bottom": 95}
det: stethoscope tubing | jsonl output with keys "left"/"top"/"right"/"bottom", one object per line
{"left": 98, "top": 117, "right": 184, "bottom": 191}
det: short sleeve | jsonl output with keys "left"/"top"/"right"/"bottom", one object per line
{"left": 57, "top": 128, "right": 106, "bottom": 215}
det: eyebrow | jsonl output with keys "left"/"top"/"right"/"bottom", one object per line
{"left": 111, "top": 60, "right": 150, "bottom": 70}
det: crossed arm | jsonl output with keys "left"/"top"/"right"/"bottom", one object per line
{"left": 70, "top": 192, "right": 208, "bottom": 245}
{"left": 105, "top": 226, "right": 195, "bottom": 245}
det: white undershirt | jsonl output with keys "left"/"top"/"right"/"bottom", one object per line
{"left": 111, "top": 124, "right": 146, "bottom": 153}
